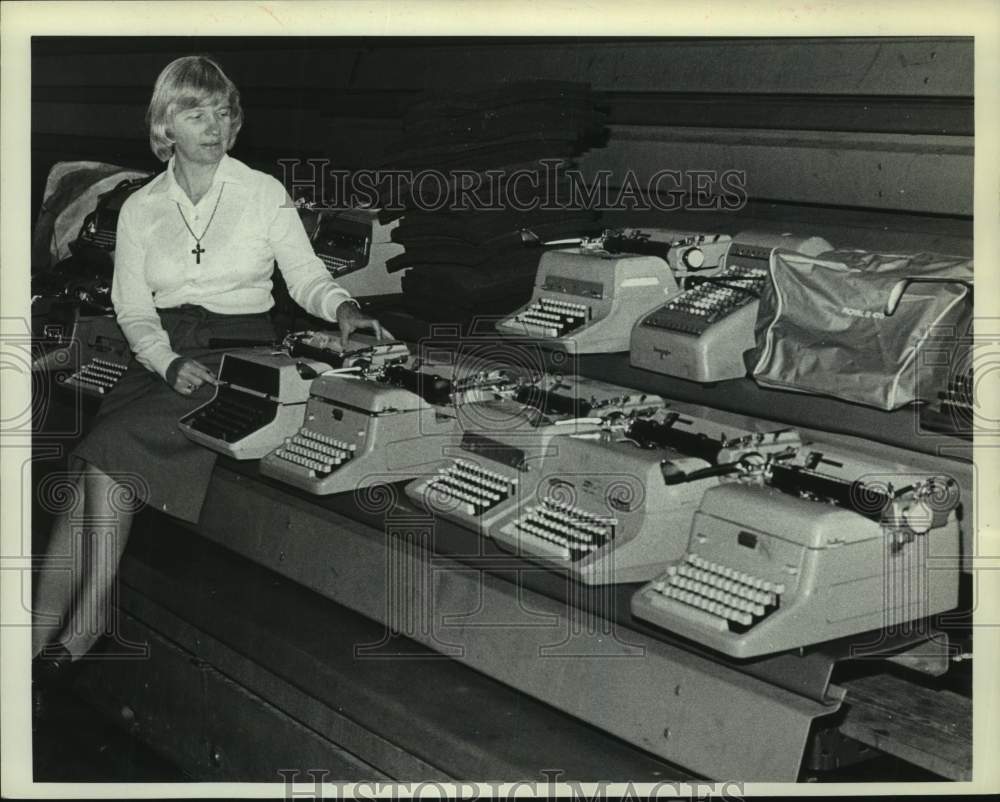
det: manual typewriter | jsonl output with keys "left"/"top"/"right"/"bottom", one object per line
{"left": 630, "top": 444, "right": 961, "bottom": 657}
{"left": 495, "top": 247, "right": 679, "bottom": 353}
{"left": 600, "top": 228, "right": 732, "bottom": 273}
{"left": 449, "top": 372, "right": 667, "bottom": 438}
{"left": 178, "top": 332, "right": 405, "bottom": 460}
{"left": 405, "top": 375, "right": 667, "bottom": 537}
{"left": 257, "top": 345, "right": 523, "bottom": 494}
{"left": 629, "top": 231, "right": 833, "bottom": 382}
{"left": 919, "top": 364, "right": 974, "bottom": 440}
{"left": 489, "top": 409, "right": 801, "bottom": 584}
{"left": 259, "top": 372, "right": 464, "bottom": 495}
{"left": 41, "top": 312, "right": 132, "bottom": 398}
{"left": 178, "top": 349, "right": 329, "bottom": 460}
{"left": 299, "top": 206, "right": 405, "bottom": 298}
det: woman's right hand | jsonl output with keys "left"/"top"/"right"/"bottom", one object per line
{"left": 166, "top": 357, "right": 219, "bottom": 396}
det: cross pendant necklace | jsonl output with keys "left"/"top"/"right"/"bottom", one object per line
{"left": 175, "top": 184, "right": 225, "bottom": 265}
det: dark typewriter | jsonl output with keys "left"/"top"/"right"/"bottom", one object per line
{"left": 631, "top": 444, "right": 961, "bottom": 657}
{"left": 41, "top": 312, "right": 132, "bottom": 398}
{"left": 299, "top": 206, "right": 404, "bottom": 298}
{"left": 70, "top": 175, "right": 154, "bottom": 271}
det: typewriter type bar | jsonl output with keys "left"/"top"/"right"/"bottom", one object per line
{"left": 496, "top": 248, "right": 679, "bottom": 353}
{"left": 629, "top": 231, "right": 832, "bottom": 382}
{"left": 631, "top": 461, "right": 961, "bottom": 658}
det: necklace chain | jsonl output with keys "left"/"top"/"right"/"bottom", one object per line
{"left": 175, "top": 184, "right": 226, "bottom": 264}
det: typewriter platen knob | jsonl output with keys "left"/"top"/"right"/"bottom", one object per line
{"left": 682, "top": 247, "right": 705, "bottom": 269}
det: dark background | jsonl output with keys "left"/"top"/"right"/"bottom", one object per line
{"left": 32, "top": 36, "right": 973, "bottom": 242}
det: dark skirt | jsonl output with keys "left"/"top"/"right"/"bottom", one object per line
{"left": 72, "top": 306, "right": 275, "bottom": 523}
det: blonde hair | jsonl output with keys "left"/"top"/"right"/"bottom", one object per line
{"left": 146, "top": 55, "right": 243, "bottom": 162}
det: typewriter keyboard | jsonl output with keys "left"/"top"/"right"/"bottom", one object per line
{"left": 498, "top": 497, "right": 615, "bottom": 560}
{"left": 271, "top": 428, "right": 357, "bottom": 476}
{"left": 185, "top": 390, "right": 277, "bottom": 443}
{"left": 319, "top": 253, "right": 357, "bottom": 277}
{"left": 645, "top": 552, "right": 783, "bottom": 631}
{"left": 62, "top": 358, "right": 128, "bottom": 395}
{"left": 509, "top": 297, "right": 589, "bottom": 338}
{"left": 415, "top": 459, "right": 517, "bottom": 517}
{"left": 640, "top": 266, "right": 766, "bottom": 336}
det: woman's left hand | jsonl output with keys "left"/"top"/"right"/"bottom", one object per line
{"left": 336, "top": 300, "right": 393, "bottom": 350}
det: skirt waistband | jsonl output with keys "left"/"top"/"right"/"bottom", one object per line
{"left": 157, "top": 305, "right": 272, "bottom": 322}
{"left": 155, "top": 306, "right": 276, "bottom": 351}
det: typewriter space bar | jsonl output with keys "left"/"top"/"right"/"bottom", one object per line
{"left": 645, "top": 593, "right": 730, "bottom": 632}
{"left": 509, "top": 321, "right": 559, "bottom": 338}
{"left": 506, "top": 526, "right": 573, "bottom": 561}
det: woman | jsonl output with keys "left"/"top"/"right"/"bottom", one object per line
{"left": 32, "top": 55, "right": 384, "bottom": 662}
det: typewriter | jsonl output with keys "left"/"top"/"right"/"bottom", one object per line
{"left": 489, "top": 410, "right": 801, "bottom": 584}
{"left": 178, "top": 349, "right": 330, "bottom": 460}
{"left": 42, "top": 313, "right": 131, "bottom": 398}
{"left": 299, "top": 206, "right": 405, "bottom": 298}
{"left": 258, "top": 371, "right": 464, "bottom": 495}
{"left": 404, "top": 426, "right": 587, "bottom": 538}
{"left": 494, "top": 247, "right": 679, "bottom": 353}
{"left": 919, "top": 364, "right": 974, "bottom": 440}
{"left": 630, "top": 444, "right": 961, "bottom": 657}
{"left": 405, "top": 375, "right": 667, "bottom": 537}
{"left": 601, "top": 228, "right": 733, "bottom": 273}
{"left": 283, "top": 329, "right": 411, "bottom": 371}
{"left": 178, "top": 332, "right": 405, "bottom": 460}
{"left": 629, "top": 231, "right": 833, "bottom": 382}
{"left": 451, "top": 372, "right": 667, "bottom": 438}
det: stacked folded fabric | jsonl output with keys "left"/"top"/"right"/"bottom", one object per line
{"left": 375, "top": 80, "right": 608, "bottom": 320}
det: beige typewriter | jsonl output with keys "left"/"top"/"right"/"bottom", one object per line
{"left": 489, "top": 410, "right": 801, "bottom": 584}
{"left": 630, "top": 444, "right": 961, "bottom": 657}
{"left": 178, "top": 350, "right": 329, "bottom": 460}
{"left": 629, "top": 231, "right": 833, "bottom": 382}
{"left": 405, "top": 375, "right": 667, "bottom": 537}
{"left": 178, "top": 333, "right": 408, "bottom": 460}
{"left": 256, "top": 351, "right": 516, "bottom": 495}
{"left": 495, "top": 247, "right": 679, "bottom": 353}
